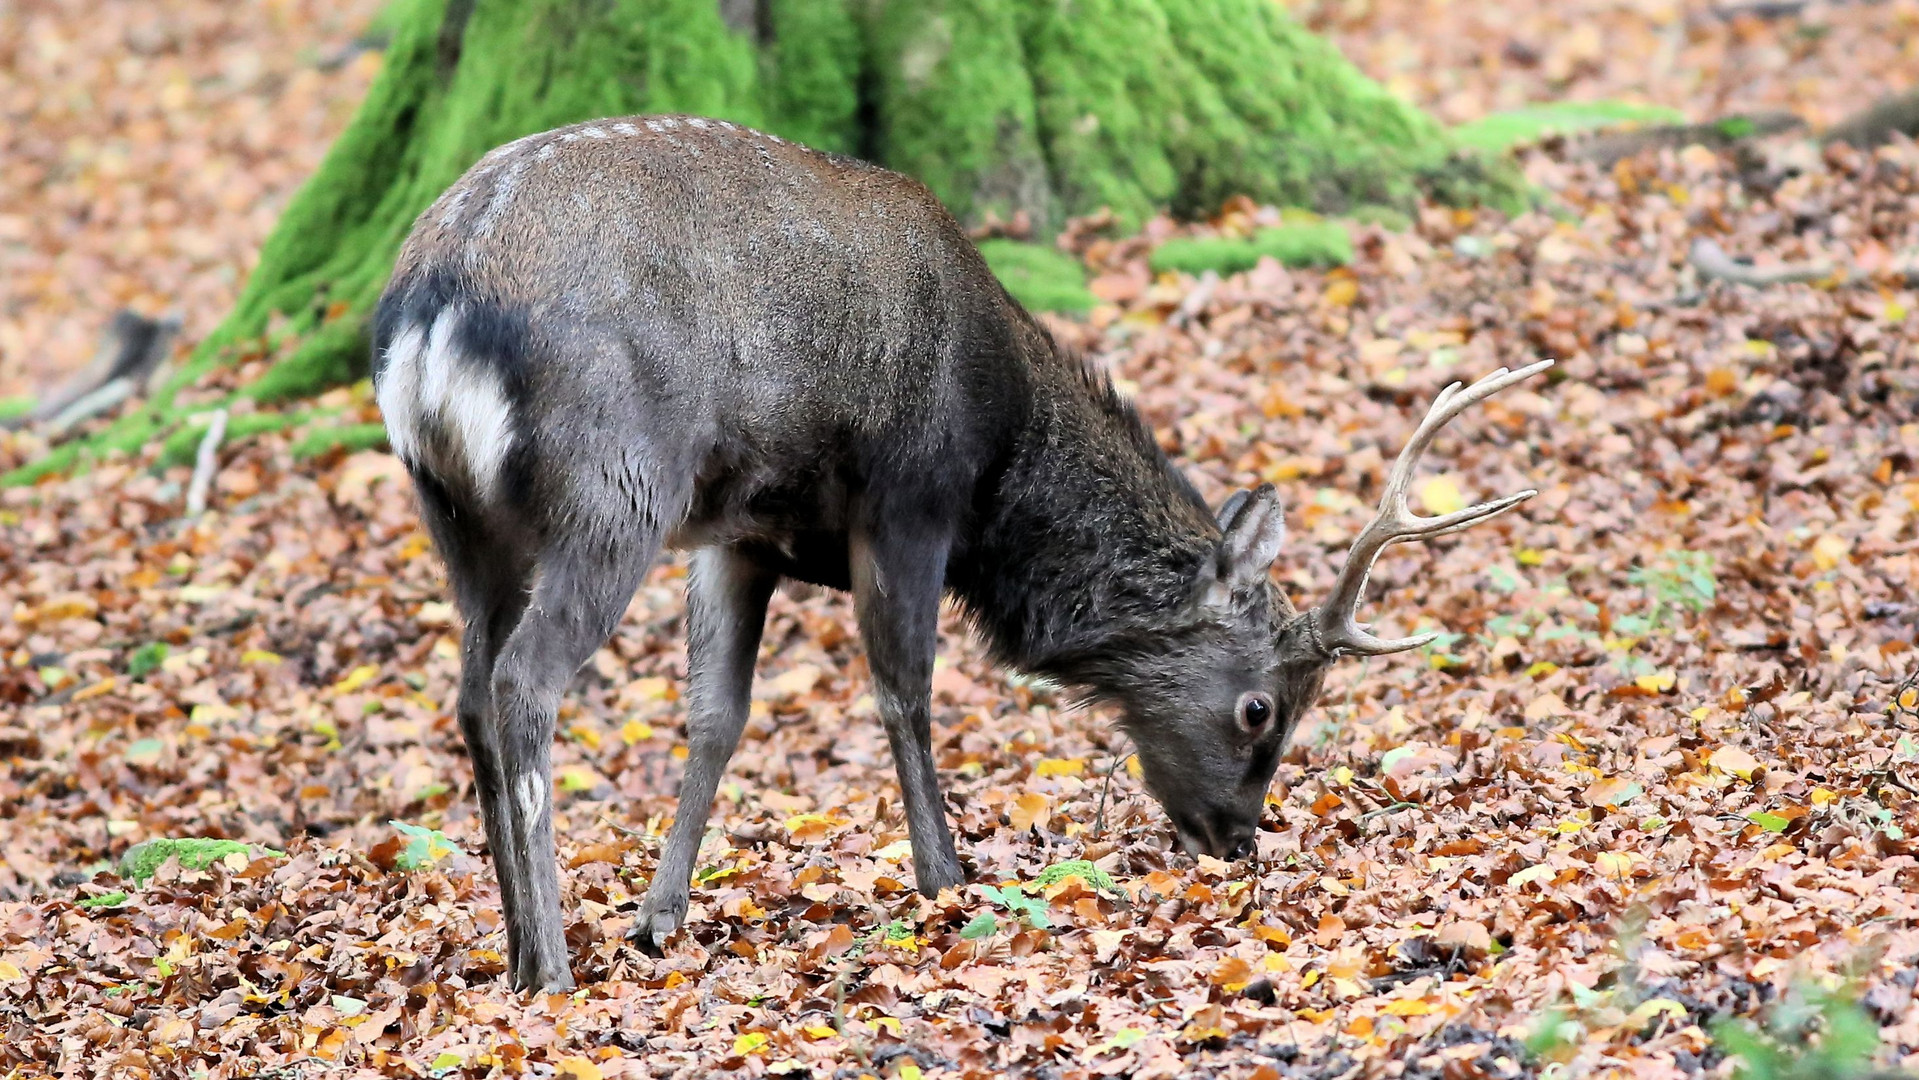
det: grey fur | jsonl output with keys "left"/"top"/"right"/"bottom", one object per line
{"left": 374, "top": 115, "right": 1543, "bottom": 991}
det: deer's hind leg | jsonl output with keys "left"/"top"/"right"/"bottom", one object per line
{"left": 410, "top": 471, "right": 538, "bottom": 982}
{"left": 488, "top": 501, "right": 678, "bottom": 992}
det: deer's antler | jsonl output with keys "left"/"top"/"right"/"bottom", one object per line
{"left": 1310, "top": 360, "right": 1553, "bottom": 657}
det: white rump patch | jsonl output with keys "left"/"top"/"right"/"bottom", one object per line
{"left": 374, "top": 325, "right": 428, "bottom": 465}
{"left": 377, "top": 307, "right": 517, "bottom": 499}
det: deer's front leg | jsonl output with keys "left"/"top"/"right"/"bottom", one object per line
{"left": 633, "top": 546, "right": 777, "bottom": 954}
{"left": 850, "top": 520, "right": 965, "bottom": 895}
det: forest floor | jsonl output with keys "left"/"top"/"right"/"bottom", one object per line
{"left": 4, "top": 2, "right": 1919, "bottom": 1079}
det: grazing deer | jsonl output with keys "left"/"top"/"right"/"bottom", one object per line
{"left": 373, "top": 114, "right": 1550, "bottom": 992}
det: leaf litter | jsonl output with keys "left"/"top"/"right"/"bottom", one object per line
{"left": 4, "top": 2, "right": 1919, "bottom": 1078}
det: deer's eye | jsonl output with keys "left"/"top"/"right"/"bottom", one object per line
{"left": 1238, "top": 692, "right": 1275, "bottom": 733}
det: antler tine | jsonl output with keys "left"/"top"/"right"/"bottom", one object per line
{"left": 1312, "top": 359, "right": 1553, "bottom": 658}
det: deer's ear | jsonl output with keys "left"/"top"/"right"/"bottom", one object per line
{"left": 1203, "top": 484, "right": 1285, "bottom": 612}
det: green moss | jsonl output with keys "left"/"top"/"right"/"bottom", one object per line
{"left": 118, "top": 838, "right": 284, "bottom": 885}
{"left": 1451, "top": 100, "right": 1684, "bottom": 154}
{"left": 0, "top": 396, "right": 32, "bottom": 421}
{"left": 866, "top": 0, "right": 1054, "bottom": 227}
{"left": 292, "top": 422, "right": 391, "bottom": 459}
{"left": 1347, "top": 204, "right": 1412, "bottom": 232}
{"left": 77, "top": 891, "right": 129, "bottom": 909}
{"left": 158, "top": 412, "right": 306, "bottom": 468}
{"left": 758, "top": 0, "right": 863, "bottom": 153}
{"left": 18, "top": 0, "right": 1514, "bottom": 484}
{"left": 1150, "top": 222, "right": 1353, "bottom": 277}
{"left": 976, "top": 239, "right": 1094, "bottom": 313}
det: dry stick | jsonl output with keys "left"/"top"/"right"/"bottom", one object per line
{"left": 184, "top": 409, "right": 229, "bottom": 516}
{"left": 1093, "top": 736, "right": 1134, "bottom": 835}
{"left": 1688, "top": 237, "right": 1835, "bottom": 287}
{"left": 45, "top": 378, "right": 135, "bottom": 436}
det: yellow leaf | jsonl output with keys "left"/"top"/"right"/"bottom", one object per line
{"left": 1034, "top": 758, "right": 1084, "bottom": 778}
{"left": 733, "top": 1032, "right": 769, "bottom": 1055}
{"left": 556, "top": 1056, "right": 603, "bottom": 1080}
{"left": 1628, "top": 998, "right": 1690, "bottom": 1025}
{"left": 631, "top": 676, "right": 675, "bottom": 702}
{"left": 1124, "top": 753, "right": 1142, "bottom": 780}
{"left": 1595, "top": 851, "right": 1637, "bottom": 878}
{"left": 332, "top": 665, "right": 379, "bottom": 694}
{"left": 1416, "top": 474, "right": 1466, "bottom": 516}
{"left": 784, "top": 813, "right": 842, "bottom": 842}
{"left": 568, "top": 722, "right": 602, "bottom": 750}
{"left": 1515, "top": 547, "right": 1546, "bottom": 566}
{"left": 240, "top": 649, "right": 282, "bottom": 666}
{"left": 662, "top": 971, "right": 686, "bottom": 989}
{"left": 558, "top": 766, "right": 598, "bottom": 792}
{"left": 1811, "top": 787, "right": 1838, "bottom": 806}
{"left": 872, "top": 1017, "right": 901, "bottom": 1036}
{"left": 73, "top": 678, "right": 116, "bottom": 702}
{"left": 1710, "top": 745, "right": 1761, "bottom": 781}
{"left": 1009, "top": 792, "right": 1052, "bottom": 831}
{"left": 1323, "top": 278, "right": 1359, "bottom": 308}
{"left": 1509, "top": 864, "right": 1554, "bottom": 889}
{"left": 0, "top": 960, "right": 20, "bottom": 980}
{"left": 1885, "top": 300, "right": 1908, "bottom": 323}
{"left": 620, "top": 719, "right": 654, "bottom": 745}
{"left": 1382, "top": 998, "right": 1436, "bottom": 1016}
{"left": 874, "top": 839, "right": 914, "bottom": 861}
{"left": 1810, "top": 533, "right": 1850, "bottom": 571}
{"left": 803, "top": 1025, "right": 838, "bottom": 1040}
{"left": 1634, "top": 670, "right": 1677, "bottom": 693}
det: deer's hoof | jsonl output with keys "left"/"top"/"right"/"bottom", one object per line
{"left": 631, "top": 893, "right": 686, "bottom": 956}
{"left": 512, "top": 964, "right": 575, "bottom": 995}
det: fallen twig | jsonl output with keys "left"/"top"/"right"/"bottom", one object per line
{"left": 45, "top": 377, "right": 136, "bottom": 436}
{"left": 184, "top": 409, "right": 230, "bottom": 516}
{"left": 1688, "top": 237, "right": 1835, "bottom": 287}
{"left": 20, "top": 309, "right": 178, "bottom": 433}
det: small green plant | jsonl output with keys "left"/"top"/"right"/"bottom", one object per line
{"left": 1618, "top": 550, "right": 1717, "bottom": 635}
{"left": 389, "top": 821, "right": 461, "bottom": 870}
{"left": 125, "top": 642, "right": 169, "bottom": 680}
{"left": 1712, "top": 984, "right": 1882, "bottom": 1080}
{"left": 963, "top": 883, "right": 1054, "bottom": 939}
{"left": 1032, "top": 859, "right": 1119, "bottom": 895}
{"left": 77, "top": 891, "right": 129, "bottom": 909}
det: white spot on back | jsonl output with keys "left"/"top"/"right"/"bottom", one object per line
{"left": 612, "top": 122, "right": 638, "bottom": 136}
{"left": 581, "top": 125, "right": 608, "bottom": 138}
{"left": 687, "top": 118, "right": 709, "bottom": 129}
{"left": 535, "top": 142, "right": 557, "bottom": 161}
{"left": 437, "top": 187, "right": 472, "bottom": 227}
{"left": 559, "top": 131, "right": 581, "bottom": 142}
{"left": 474, "top": 155, "right": 530, "bottom": 238}
{"left": 658, "top": 117, "right": 679, "bottom": 129}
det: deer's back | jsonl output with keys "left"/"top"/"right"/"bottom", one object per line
{"left": 374, "top": 117, "right": 1037, "bottom": 570}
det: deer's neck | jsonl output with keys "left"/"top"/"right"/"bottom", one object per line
{"left": 950, "top": 342, "right": 1218, "bottom": 686}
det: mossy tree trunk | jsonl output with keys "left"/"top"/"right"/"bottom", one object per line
{"left": 43, "top": 0, "right": 1499, "bottom": 480}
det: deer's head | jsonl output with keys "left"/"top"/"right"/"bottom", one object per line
{"left": 1112, "top": 362, "right": 1552, "bottom": 859}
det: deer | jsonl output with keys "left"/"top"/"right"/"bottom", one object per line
{"left": 372, "top": 114, "right": 1551, "bottom": 993}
